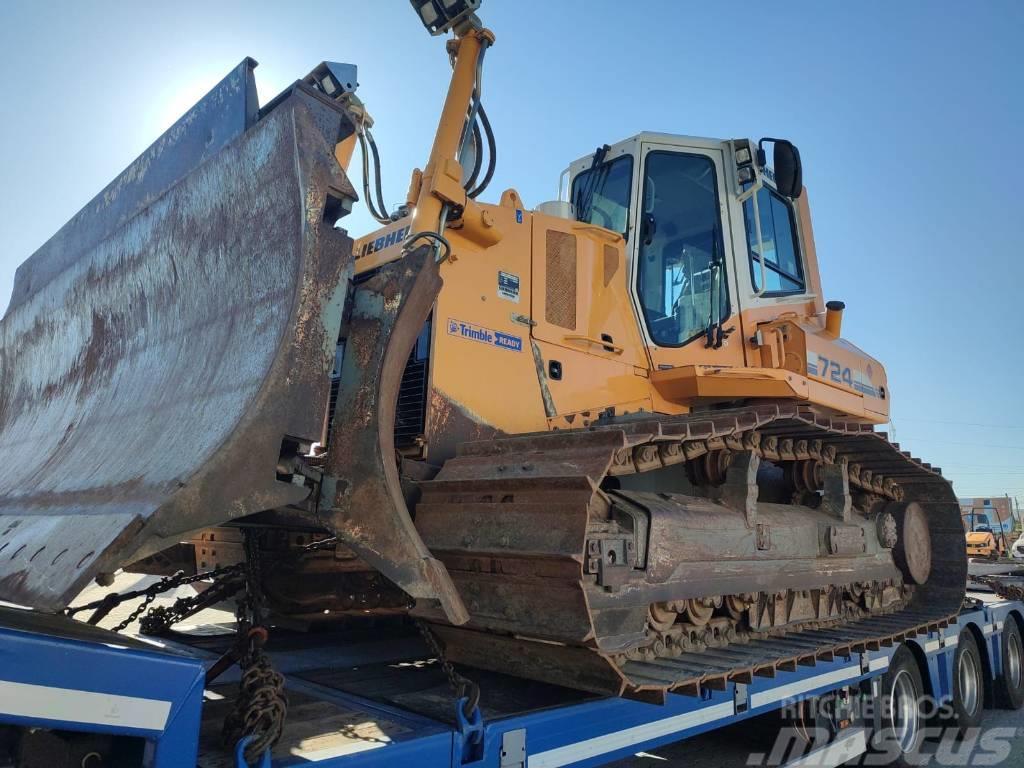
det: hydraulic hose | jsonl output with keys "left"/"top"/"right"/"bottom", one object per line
{"left": 357, "top": 129, "right": 390, "bottom": 224}
{"left": 365, "top": 127, "right": 390, "bottom": 221}
{"left": 464, "top": 117, "right": 484, "bottom": 194}
{"left": 468, "top": 103, "right": 495, "bottom": 199}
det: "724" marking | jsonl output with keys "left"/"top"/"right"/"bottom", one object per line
{"left": 816, "top": 356, "right": 853, "bottom": 388}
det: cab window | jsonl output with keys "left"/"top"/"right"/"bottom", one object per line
{"left": 570, "top": 155, "right": 633, "bottom": 235}
{"left": 636, "top": 151, "right": 728, "bottom": 347}
{"left": 743, "top": 186, "right": 804, "bottom": 294}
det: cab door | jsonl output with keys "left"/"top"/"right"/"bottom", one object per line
{"left": 725, "top": 176, "right": 821, "bottom": 368}
{"left": 531, "top": 144, "right": 648, "bottom": 371}
{"left": 629, "top": 138, "right": 745, "bottom": 373}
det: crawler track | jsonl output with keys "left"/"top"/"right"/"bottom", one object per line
{"left": 413, "top": 404, "right": 967, "bottom": 700}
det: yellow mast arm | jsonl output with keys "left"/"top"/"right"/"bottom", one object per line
{"left": 405, "top": 0, "right": 494, "bottom": 239}
{"left": 323, "top": 3, "right": 498, "bottom": 253}
{"left": 407, "top": 26, "right": 494, "bottom": 247}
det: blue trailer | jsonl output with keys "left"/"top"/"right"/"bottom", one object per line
{"left": 1, "top": 584, "right": 1022, "bottom": 768}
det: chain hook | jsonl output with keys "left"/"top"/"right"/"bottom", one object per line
{"left": 234, "top": 735, "right": 272, "bottom": 768}
{"left": 415, "top": 620, "right": 483, "bottom": 727}
{"left": 454, "top": 695, "right": 485, "bottom": 746}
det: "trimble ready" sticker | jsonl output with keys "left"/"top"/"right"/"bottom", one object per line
{"left": 447, "top": 318, "right": 522, "bottom": 352}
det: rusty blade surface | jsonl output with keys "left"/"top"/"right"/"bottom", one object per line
{"left": 0, "top": 74, "right": 357, "bottom": 610}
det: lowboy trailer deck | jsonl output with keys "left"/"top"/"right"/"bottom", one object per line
{"left": 1, "top": 584, "right": 1021, "bottom": 768}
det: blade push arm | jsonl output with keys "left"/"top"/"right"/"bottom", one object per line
{"left": 318, "top": 5, "right": 496, "bottom": 626}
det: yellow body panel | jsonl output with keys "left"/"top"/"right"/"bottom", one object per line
{"left": 427, "top": 202, "right": 548, "bottom": 456}
{"left": 742, "top": 313, "right": 889, "bottom": 421}
{"left": 351, "top": 186, "right": 889, "bottom": 454}
{"left": 330, "top": 14, "right": 888, "bottom": 466}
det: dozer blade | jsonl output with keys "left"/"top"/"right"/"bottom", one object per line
{"left": 0, "top": 60, "right": 359, "bottom": 610}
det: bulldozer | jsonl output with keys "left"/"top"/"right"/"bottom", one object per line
{"left": 0, "top": 0, "right": 965, "bottom": 705}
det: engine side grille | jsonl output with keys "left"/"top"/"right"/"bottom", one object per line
{"left": 546, "top": 230, "right": 577, "bottom": 330}
{"left": 329, "top": 318, "right": 431, "bottom": 451}
{"left": 395, "top": 317, "right": 432, "bottom": 449}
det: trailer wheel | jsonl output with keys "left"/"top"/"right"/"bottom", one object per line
{"left": 996, "top": 618, "right": 1024, "bottom": 709}
{"left": 875, "top": 646, "right": 926, "bottom": 766}
{"left": 951, "top": 629, "right": 985, "bottom": 732}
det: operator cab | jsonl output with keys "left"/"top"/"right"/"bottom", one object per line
{"left": 561, "top": 133, "right": 815, "bottom": 367}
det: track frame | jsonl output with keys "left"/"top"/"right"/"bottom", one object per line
{"left": 415, "top": 403, "right": 968, "bottom": 698}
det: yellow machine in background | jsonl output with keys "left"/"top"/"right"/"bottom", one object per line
{"left": 963, "top": 509, "right": 1010, "bottom": 560}
{"left": 966, "top": 530, "right": 1005, "bottom": 560}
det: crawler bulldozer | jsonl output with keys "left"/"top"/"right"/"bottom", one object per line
{"left": 0, "top": 0, "right": 965, "bottom": 703}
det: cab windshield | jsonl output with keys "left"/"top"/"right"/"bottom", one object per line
{"left": 636, "top": 151, "right": 728, "bottom": 347}
{"left": 570, "top": 155, "right": 633, "bottom": 235}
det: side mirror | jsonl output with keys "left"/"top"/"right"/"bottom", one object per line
{"left": 769, "top": 139, "right": 803, "bottom": 199}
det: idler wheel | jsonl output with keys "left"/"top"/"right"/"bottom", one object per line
{"left": 887, "top": 501, "right": 932, "bottom": 585}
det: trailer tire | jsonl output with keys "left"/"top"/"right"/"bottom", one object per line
{"left": 996, "top": 619, "right": 1024, "bottom": 710}
{"left": 951, "top": 629, "right": 985, "bottom": 732}
{"left": 874, "top": 646, "right": 926, "bottom": 766}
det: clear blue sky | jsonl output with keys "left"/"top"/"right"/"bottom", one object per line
{"left": 1, "top": 1, "right": 1021, "bottom": 506}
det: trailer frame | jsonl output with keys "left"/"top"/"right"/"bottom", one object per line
{"left": 0, "top": 593, "right": 1020, "bottom": 768}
